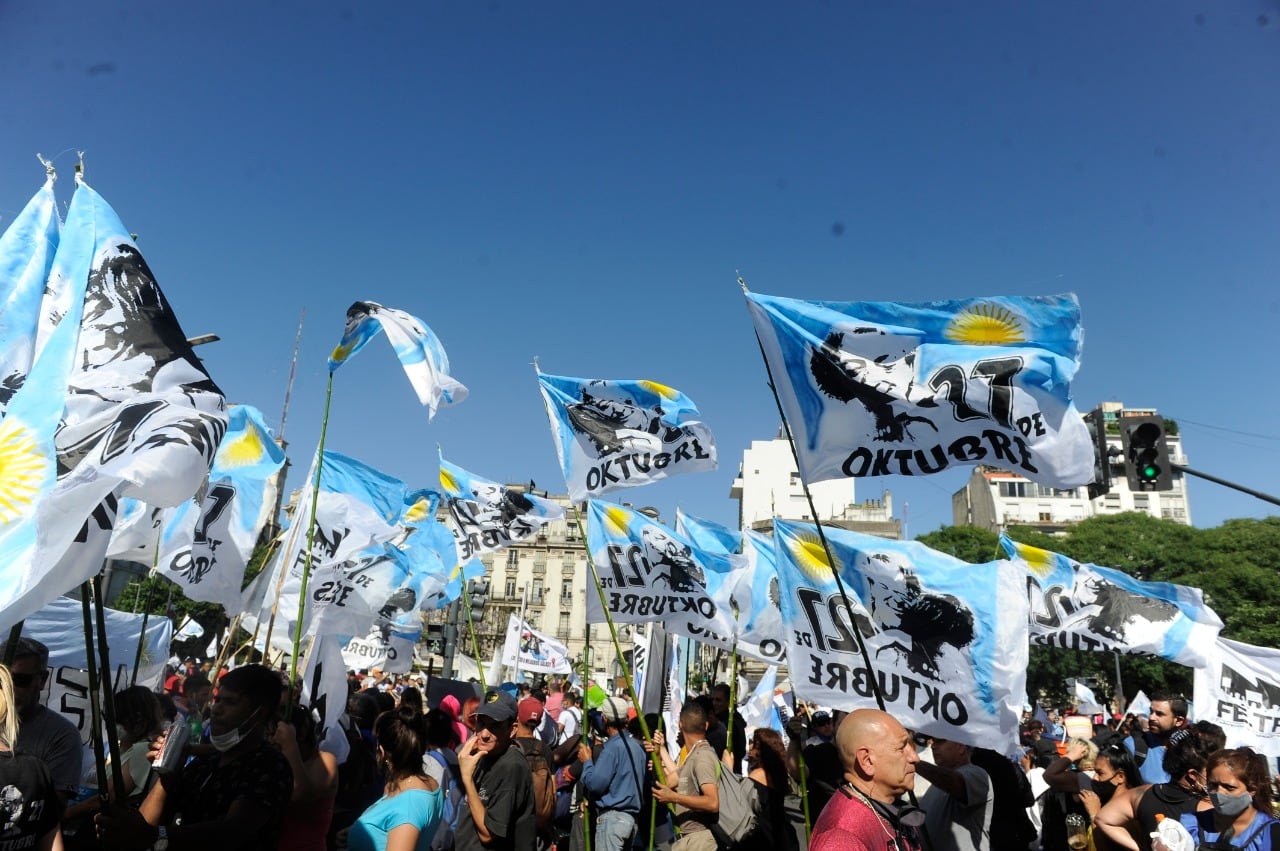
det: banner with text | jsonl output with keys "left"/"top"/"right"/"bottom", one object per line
{"left": 1194, "top": 638, "right": 1280, "bottom": 763}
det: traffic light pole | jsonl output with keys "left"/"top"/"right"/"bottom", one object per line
{"left": 1173, "top": 464, "right": 1280, "bottom": 508}
{"left": 442, "top": 599, "right": 460, "bottom": 679}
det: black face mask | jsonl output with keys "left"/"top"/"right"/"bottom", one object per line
{"left": 1093, "top": 780, "right": 1117, "bottom": 805}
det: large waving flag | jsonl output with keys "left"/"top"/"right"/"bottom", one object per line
{"left": 156, "top": 405, "right": 286, "bottom": 611}
{"left": 328, "top": 301, "right": 467, "bottom": 418}
{"left": 745, "top": 291, "right": 1092, "bottom": 489}
{"left": 773, "top": 519, "right": 1028, "bottom": 749}
{"left": 1194, "top": 639, "right": 1280, "bottom": 761}
{"left": 439, "top": 454, "right": 565, "bottom": 562}
{"left": 0, "top": 178, "right": 226, "bottom": 632}
{"left": 585, "top": 500, "right": 737, "bottom": 648}
{"left": 501, "top": 614, "right": 573, "bottom": 675}
{"left": 539, "top": 371, "right": 716, "bottom": 501}
{"left": 0, "top": 175, "right": 60, "bottom": 415}
{"left": 738, "top": 530, "right": 788, "bottom": 664}
{"left": 1001, "top": 534, "right": 1223, "bottom": 668}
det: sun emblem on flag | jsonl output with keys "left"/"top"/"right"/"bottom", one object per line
{"left": 944, "top": 303, "right": 1026, "bottom": 345}
{"left": 600, "top": 504, "right": 631, "bottom": 536}
{"left": 439, "top": 467, "right": 460, "bottom": 496}
{"left": 217, "top": 421, "right": 267, "bottom": 468}
{"left": 1009, "top": 540, "right": 1057, "bottom": 580}
{"left": 637, "top": 380, "right": 679, "bottom": 401}
{"left": 330, "top": 343, "right": 355, "bottom": 364}
{"left": 785, "top": 527, "right": 841, "bottom": 584}
{"left": 0, "top": 417, "right": 50, "bottom": 527}
{"left": 403, "top": 496, "right": 432, "bottom": 525}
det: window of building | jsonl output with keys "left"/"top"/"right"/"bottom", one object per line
{"left": 999, "top": 482, "right": 1029, "bottom": 498}
{"left": 561, "top": 578, "right": 572, "bottom": 601}
{"left": 558, "top": 612, "right": 570, "bottom": 637}
{"left": 506, "top": 550, "right": 519, "bottom": 567}
{"left": 1039, "top": 512, "right": 1052, "bottom": 521}
{"left": 533, "top": 578, "right": 544, "bottom": 604}
{"left": 505, "top": 578, "right": 517, "bottom": 599}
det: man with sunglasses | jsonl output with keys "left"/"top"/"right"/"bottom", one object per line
{"left": 4, "top": 638, "right": 82, "bottom": 802}
{"left": 457, "top": 690, "right": 535, "bottom": 851}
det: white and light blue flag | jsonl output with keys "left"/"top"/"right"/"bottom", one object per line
{"left": 586, "top": 500, "right": 737, "bottom": 648}
{"left": 745, "top": 291, "right": 1092, "bottom": 489}
{"left": 741, "top": 665, "right": 781, "bottom": 732}
{"left": 0, "top": 179, "right": 226, "bottom": 633}
{"left": 539, "top": 371, "right": 716, "bottom": 501}
{"left": 329, "top": 301, "right": 467, "bottom": 418}
{"left": 501, "top": 614, "right": 573, "bottom": 675}
{"left": 439, "top": 454, "right": 565, "bottom": 563}
{"left": 0, "top": 175, "right": 60, "bottom": 415}
{"left": 737, "top": 530, "right": 788, "bottom": 664}
{"left": 158, "top": 405, "right": 286, "bottom": 611}
{"left": 1001, "top": 534, "right": 1223, "bottom": 668}
{"left": 773, "top": 519, "right": 1028, "bottom": 749}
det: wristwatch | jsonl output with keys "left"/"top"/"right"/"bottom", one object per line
{"left": 153, "top": 825, "right": 169, "bottom": 851}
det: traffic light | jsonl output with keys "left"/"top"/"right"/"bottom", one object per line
{"left": 1121, "top": 415, "right": 1173, "bottom": 492}
{"left": 424, "top": 623, "right": 446, "bottom": 655}
{"left": 1086, "top": 408, "right": 1112, "bottom": 499}
{"left": 468, "top": 578, "right": 490, "bottom": 624}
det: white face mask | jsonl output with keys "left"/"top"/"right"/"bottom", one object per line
{"left": 210, "top": 708, "right": 260, "bottom": 753}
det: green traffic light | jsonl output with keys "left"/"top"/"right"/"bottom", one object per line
{"left": 1142, "top": 464, "right": 1159, "bottom": 479}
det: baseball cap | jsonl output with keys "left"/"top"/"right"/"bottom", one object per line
{"left": 811, "top": 711, "right": 833, "bottom": 725}
{"left": 472, "top": 690, "right": 518, "bottom": 724}
{"left": 599, "top": 697, "right": 632, "bottom": 724}
{"left": 518, "top": 697, "right": 543, "bottom": 726}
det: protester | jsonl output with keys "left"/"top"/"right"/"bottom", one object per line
{"left": 648, "top": 702, "right": 719, "bottom": 851}
{"left": 344, "top": 705, "right": 442, "bottom": 851}
{"left": 1125, "top": 691, "right": 1189, "bottom": 785}
{"left": 710, "top": 683, "right": 747, "bottom": 773}
{"left": 95, "top": 663, "right": 294, "bottom": 851}
{"left": 456, "top": 691, "right": 535, "bottom": 851}
{"left": 1042, "top": 740, "right": 1141, "bottom": 850}
{"left": 276, "top": 704, "right": 340, "bottom": 851}
{"left": 0, "top": 664, "right": 65, "bottom": 851}
{"left": 1178, "top": 747, "right": 1277, "bottom": 849}
{"left": 787, "top": 710, "right": 844, "bottom": 819}
{"left": 512, "top": 697, "right": 557, "bottom": 850}
{"left": 1095, "top": 724, "right": 1222, "bottom": 850}
{"left": 557, "top": 692, "right": 582, "bottom": 747}
{"left": 971, "top": 746, "right": 1038, "bottom": 851}
{"left": 915, "top": 735, "right": 993, "bottom": 851}
{"left": 808, "top": 708, "right": 923, "bottom": 851}
{"left": 2, "top": 637, "right": 83, "bottom": 801}
{"left": 422, "top": 709, "right": 463, "bottom": 851}
{"left": 729, "top": 727, "right": 797, "bottom": 851}
{"left": 578, "top": 697, "right": 646, "bottom": 851}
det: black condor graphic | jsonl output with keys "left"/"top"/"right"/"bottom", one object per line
{"left": 565, "top": 383, "right": 684, "bottom": 457}
{"left": 809, "top": 329, "right": 939, "bottom": 443}
{"left": 863, "top": 559, "right": 976, "bottom": 681}
{"left": 1080, "top": 578, "right": 1178, "bottom": 643}
{"left": 640, "top": 526, "right": 706, "bottom": 594}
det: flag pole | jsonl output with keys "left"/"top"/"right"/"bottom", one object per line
{"left": 260, "top": 526, "right": 299, "bottom": 662}
{"left": 512, "top": 582, "right": 529, "bottom": 684}
{"left": 289, "top": 373, "right": 335, "bottom": 699}
{"left": 79, "top": 583, "right": 110, "bottom": 800}
{"left": 131, "top": 533, "right": 163, "bottom": 686}
{"left": 741, "top": 276, "right": 888, "bottom": 713}
{"left": 572, "top": 504, "right": 670, "bottom": 789}
{"left": 92, "top": 574, "right": 128, "bottom": 800}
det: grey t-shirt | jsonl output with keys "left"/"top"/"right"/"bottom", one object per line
{"left": 920, "top": 762, "right": 993, "bottom": 851}
{"left": 16, "top": 705, "right": 83, "bottom": 796}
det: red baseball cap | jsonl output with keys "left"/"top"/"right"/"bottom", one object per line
{"left": 518, "top": 697, "right": 543, "bottom": 726}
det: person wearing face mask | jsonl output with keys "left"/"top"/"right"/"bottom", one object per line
{"left": 95, "top": 664, "right": 294, "bottom": 851}
{"left": 1095, "top": 723, "right": 1226, "bottom": 851}
{"left": 1043, "top": 741, "right": 1142, "bottom": 850}
{"left": 1177, "top": 748, "right": 1278, "bottom": 851}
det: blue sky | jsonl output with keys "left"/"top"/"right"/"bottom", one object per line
{"left": 2, "top": 2, "right": 1277, "bottom": 538}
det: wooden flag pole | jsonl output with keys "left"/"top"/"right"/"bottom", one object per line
{"left": 79, "top": 583, "right": 110, "bottom": 799}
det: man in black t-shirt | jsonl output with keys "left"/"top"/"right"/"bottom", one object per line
{"left": 457, "top": 690, "right": 536, "bottom": 851}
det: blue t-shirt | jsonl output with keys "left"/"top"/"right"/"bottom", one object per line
{"left": 1181, "top": 809, "right": 1278, "bottom": 850}
{"left": 349, "top": 788, "right": 444, "bottom": 851}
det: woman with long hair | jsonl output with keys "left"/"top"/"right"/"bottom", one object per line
{"left": 344, "top": 706, "right": 442, "bottom": 851}
{"left": 724, "top": 727, "right": 799, "bottom": 851}
{"left": 1179, "top": 747, "right": 1277, "bottom": 850}
{"left": 0, "top": 664, "right": 65, "bottom": 851}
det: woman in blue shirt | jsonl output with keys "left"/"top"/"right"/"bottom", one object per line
{"left": 347, "top": 705, "right": 443, "bottom": 851}
{"left": 1180, "top": 748, "right": 1278, "bottom": 850}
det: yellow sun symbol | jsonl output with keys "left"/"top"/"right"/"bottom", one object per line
{"left": 0, "top": 418, "right": 50, "bottom": 527}
{"left": 1010, "top": 541, "right": 1056, "bottom": 580}
{"left": 330, "top": 343, "right": 354, "bottom": 364}
{"left": 785, "top": 528, "right": 841, "bottom": 584}
{"left": 944, "top": 304, "right": 1026, "bottom": 345}
{"left": 217, "top": 424, "right": 266, "bottom": 468}
{"left": 601, "top": 505, "right": 631, "bottom": 536}
{"left": 403, "top": 497, "right": 432, "bottom": 525}
{"left": 638, "top": 380, "right": 678, "bottom": 400}
{"left": 439, "top": 467, "right": 459, "bottom": 495}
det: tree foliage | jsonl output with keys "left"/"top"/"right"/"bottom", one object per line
{"left": 917, "top": 514, "right": 1280, "bottom": 710}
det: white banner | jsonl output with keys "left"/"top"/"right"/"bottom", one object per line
{"left": 500, "top": 614, "right": 571, "bottom": 675}
{"left": 1194, "top": 638, "right": 1280, "bottom": 762}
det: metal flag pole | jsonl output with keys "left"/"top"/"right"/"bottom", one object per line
{"left": 91, "top": 575, "right": 127, "bottom": 799}
{"left": 131, "top": 530, "right": 163, "bottom": 686}
{"left": 289, "top": 373, "right": 335, "bottom": 699}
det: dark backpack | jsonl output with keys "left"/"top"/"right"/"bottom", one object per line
{"left": 514, "top": 737, "right": 557, "bottom": 839}
{"left": 426, "top": 750, "right": 463, "bottom": 851}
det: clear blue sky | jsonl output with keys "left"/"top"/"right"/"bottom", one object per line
{"left": 2, "top": 2, "right": 1277, "bottom": 539}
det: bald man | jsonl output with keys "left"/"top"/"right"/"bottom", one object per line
{"left": 810, "top": 709, "right": 925, "bottom": 851}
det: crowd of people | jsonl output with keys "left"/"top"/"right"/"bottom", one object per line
{"left": 1, "top": 641, "right": 1275, "bottom": 851}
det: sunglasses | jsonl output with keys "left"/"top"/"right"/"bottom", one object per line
{"left": 9, "top": 672, "right": 38, "bottom": 688}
